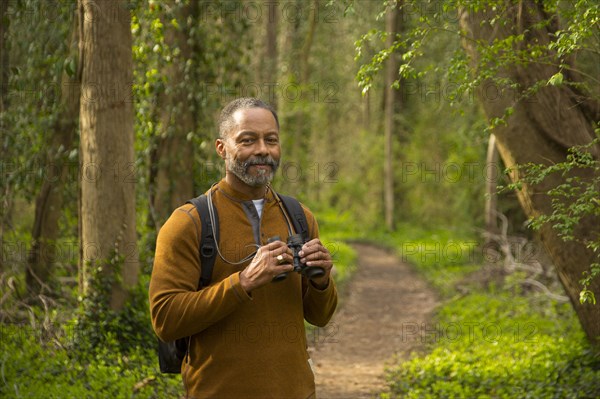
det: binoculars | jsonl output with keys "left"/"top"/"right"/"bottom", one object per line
{"left": 269, "top": 234, "right": 325, "bottom": 282}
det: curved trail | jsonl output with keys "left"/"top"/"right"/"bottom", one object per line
{"left": 309, "top": 244, "right": 440, "bottom": 398}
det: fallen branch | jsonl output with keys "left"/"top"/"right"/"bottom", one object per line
{"left": 520, "top": 278, "right": 570, "bottom": 303}
{"left": 133, "top": 376, "right": 156, "bottom": 392}
{"left": 480, "top": 210, "right": 568, "bottom": 302}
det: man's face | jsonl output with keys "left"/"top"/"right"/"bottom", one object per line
{"left": 217, "top": 107, "right": 281, "bottom": 188}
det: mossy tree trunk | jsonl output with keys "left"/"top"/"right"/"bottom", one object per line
{"left": 460, "top": 0, "right": 600, "bottom": 347}
{"left": 78, "top": 0, "right": 138, "bottom": 311}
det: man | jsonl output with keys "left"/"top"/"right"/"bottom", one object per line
{"left": 149, "top": 97, "right": 338, "bottom": 398}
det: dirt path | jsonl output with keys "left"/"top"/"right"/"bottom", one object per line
{"left": 309, "top": 244, "right": 440, "bottom": 398}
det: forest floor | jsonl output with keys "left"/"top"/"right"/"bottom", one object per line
{"left": 309, "top": 243, "right": 440, "bottom": 398}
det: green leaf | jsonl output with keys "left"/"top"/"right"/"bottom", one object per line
{"left": 579, "top": 290, "right": 596, "bottom": 305}
{"left": 65, "top": 57, "right": 76, "bottom": 78}
{"left": 547, "top": 72, "right": 563, "bottom": 86}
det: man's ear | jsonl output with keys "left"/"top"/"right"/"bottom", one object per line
{"left": 215, "top": 138, "right": 227, "bottom": 159}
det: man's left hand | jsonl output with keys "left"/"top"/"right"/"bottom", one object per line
{"left": 299, "top": 238, "right": 334, "bottom": 289}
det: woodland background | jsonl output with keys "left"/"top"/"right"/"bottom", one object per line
{"left": 0, "top": 0, "right": 599, "bottom": 397}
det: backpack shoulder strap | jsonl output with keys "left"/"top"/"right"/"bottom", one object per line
{"left": 186, "top": 194, "right": 219, "bottom": 288}
{"left": 277, "top": 193, "right": 309, "bottom": 241}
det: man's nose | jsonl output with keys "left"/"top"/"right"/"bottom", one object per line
{"left": 254, "top": 138, "right": 269, "bottom": 155}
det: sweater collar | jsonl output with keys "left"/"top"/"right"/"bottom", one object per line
{"left": 215, "top": 178, "right": 276, "bottom": 203}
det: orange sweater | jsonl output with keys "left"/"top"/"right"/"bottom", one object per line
{"left": 149, "top": 179, "right": 338, "bottom": 398}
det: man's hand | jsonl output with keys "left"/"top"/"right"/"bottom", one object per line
{"left": 299, "top": 238, "right": 334, "bottom": 289}
{"left": 239, "top": 240, "right": 293, "bottom": 293}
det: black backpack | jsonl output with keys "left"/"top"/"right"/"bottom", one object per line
{"left": 157, "top": 192, "right": 309, "bottom": 374}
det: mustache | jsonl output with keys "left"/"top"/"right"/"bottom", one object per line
{"left": 242, "top": 156, "right": 279, "bottom": 169}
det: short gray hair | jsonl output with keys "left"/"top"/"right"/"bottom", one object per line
{"left": 218, "top": 97, "right": 279, "bottom": 138}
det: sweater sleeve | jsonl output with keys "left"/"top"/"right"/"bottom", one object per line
{"left": 301, "top": 205, "right": 338, "bottom": 327}
{"left": 303, "top": 277, "right": 338, "bottom": 327}
{"left": 149, "top": 206, "right": 251, "bottom": 342}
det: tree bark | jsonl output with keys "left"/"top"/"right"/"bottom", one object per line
{"left": 26, "top": 9, "right": 80, "bottom": 296}
{"left": 459, "top": 0, "right": 600, "bottom": 346}
{"left": 79, "top": 0, "right": 138, "bottom": 311}
{"left": 0, "top": 0, "right": 10, "bottom": 272}
{"left": 262, "top": 0, "right": 278, "bottom": 109}
{"left": 299, "top": 0, "right": 318, "bottom": 85}
{"left": 280, "top": 0, "right": 319, "bottom": 198}
{"left": 0, "top": 0, "right": 8, "bottom": 113}
{"left": 0, "top": 0, "right": 11, "bottom": 272}
{"left": 383, "top": 2, "right": 401, "bottom": 231}
{"left": 484, "top": 134, "right": 499, "bottom": 246}
{"left": 149, "top": 1, "right": 195, "bottom": 230}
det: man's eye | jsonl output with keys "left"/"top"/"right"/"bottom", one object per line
{"left": 240, "top": 138, "right": 254, "bottom": 144}
{"left": 266, "top": 138, "right": 279, "bottom": 144}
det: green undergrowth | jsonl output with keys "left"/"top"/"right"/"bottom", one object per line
{"left": 382, "top": 292, "right": 600, "bottom": 398}
{"left": 0, "top": 325, "right": 182, "bottom": 398}
{"left": 370, "top": 225, "right": 600, "bottom": 398}
{"left": 0, "top": 272, "right": 182, "bottom": 398}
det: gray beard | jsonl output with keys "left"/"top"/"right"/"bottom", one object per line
{"left": 226, "top": 155, "right": 279, "bottom": 187}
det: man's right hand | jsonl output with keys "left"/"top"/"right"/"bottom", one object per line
{"left": 239, "top": 240, "right": 293, "bottom": 293}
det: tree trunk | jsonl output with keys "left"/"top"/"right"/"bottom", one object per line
{"left": 484, "top": 134, "right": 499, "bottom": 246}
{"left": 149, "top": 1, "right": 195, "bottom": 230}
{"left": 383, "top": 2, "right": 401, "bottom": 231}
{"left": 0, "top": 0, "right": 9, "bottom": 272}
{"left": 281, "top": 0, "right": 318, "bottom": 198}
{"left": 299, "top": 0, "right": 318, "bottom": 85}
{"left": 79, "top": 0, "right": 138, "bottom": 311}
{"left": 459, "top": 1, "right": 600, "bottom": 347}
{"left": 26, "top": 10, "right": 80, "bottom": 296}
{"left": 299, "top": 0, "right": 319, "bottom": 199}
{"left": 0, "top": 0, "right": 8, "bottom": 112}
{"left": 262, "top": 0, "right": 278, "bottom": 109}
